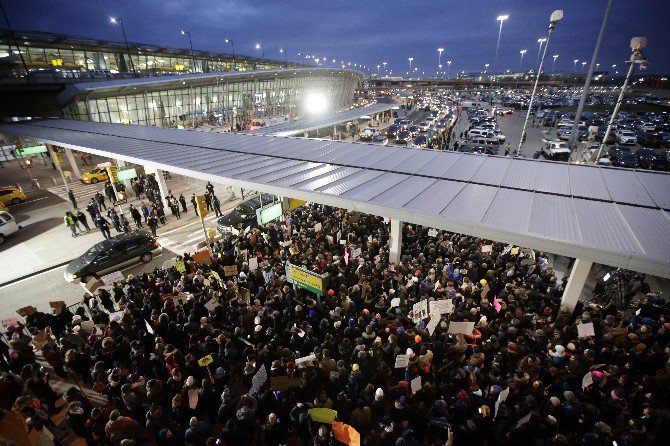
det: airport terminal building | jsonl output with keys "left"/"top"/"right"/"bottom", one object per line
{"left": 58, "top": 69, "right": 365, "bottom": 129}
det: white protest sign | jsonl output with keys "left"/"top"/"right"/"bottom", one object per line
{"left": 352, "top": 248, "right": 362, "bottom": 258}
{"left": 447, "top": 321, "right": 475, "bottom": 335}
{"left": 188, "top": 388, "right": 199, "bottom": 409}
{"left": 145, "top": 319, "right": 154, "bottom": 335}
{"left": 340, "top": 239, "right": 347, "bottom": 245}
{"left": 249, "top": 364, "right": 268, "bottom": 395}
{"left": 427, "top": 317, "right": 440, "bottom": 336}
{"left": 494, "top": 387, "right": 510, "bottom": 418}
{"left": 295, "top": 354, "right": 317, "bottom": 366}
{"left": 390, "top": 297, "right": 401, "bottom": 308}
{"left": 80, "top": 320, "right": 95, "bottom": 332}
{"left": 514, "top": 412, "right": 532, "bottom": 429}
{"left": 430, "top": 300, "right": 454, "bottom": 316}
{"left": 394, "top": 354, "right": 410, "bottom": 368}
{"left": 411, "top": 376, "right": 422, "bottom": 394}
{"left": 100, "top": 270, "right": 124, "bottom": 285}
{"left": 314, "top": 222, "right": 322, "bottom": 232}
{"left": 582, "top": 372, "right": 594, "bottom": 389}
{"left": 577, "top": 322, "right": 595, "bottom": 338}
{"left": 336, "top": 230, "right": 342, "bottom": 242}
{"left": 204, "top": 298, "right": 219, "bottom": 312}
{"left": 427, "top": 228, "right": 438, "bottom": 237}
{"left": 412, "top": 300, "right": 429, "bottom": 323}
{"left": 249, "top": 257, "right": 258, "bottom": 272}
{"left": 109, "top": 311, "right": 124, "bottom": 323}
{"left": 481, "top": 244, "right": 493, "bottom": 253}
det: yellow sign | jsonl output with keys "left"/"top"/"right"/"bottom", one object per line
{"left": 198, "top": 354, "right": 213, "bottom": 367}
{"left": 286, "top": 263, "right": 325, "bottom": 295}
{"left": 288, "top": 198, "right": 306, "bottom": 210}
{"left": 175, "top": 64, "right": 186, "bottom": 71}
{"left": 51, "top": 58, "right": 63, "bottom": 67}
{"left": 510, "top": 247, "right": 520, "bottom": 255}
{"left": 195, "top": 195, "right": 209, "bottom": 219}
{"left": 106, "top": 166, "right": 118, "bottom": 183}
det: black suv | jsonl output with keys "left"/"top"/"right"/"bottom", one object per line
{"left": 65, "top": 232, "right": 161, "bottom": 283}
{"left": 216, "top": 194, "right": 277, "bottom": 234}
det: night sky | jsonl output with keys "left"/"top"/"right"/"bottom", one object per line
{"left": 4, "top": 0, "right": 670, "bottom": 74}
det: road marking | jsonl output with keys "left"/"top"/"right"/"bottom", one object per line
{"left": 15, "top": 196, "right": 51, "bottom": 205}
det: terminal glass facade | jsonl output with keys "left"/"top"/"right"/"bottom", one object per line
{"left": 62, "top": 73, "right": 361, "bottom": 129}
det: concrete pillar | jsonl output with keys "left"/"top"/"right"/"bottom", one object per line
{"left": 154, "top": 168, "right": 170, "bottom": 207}
{"left": 64, "top": 148, "right": 81, "bottom": 178}
{"left": 560, "top": 259, "right": 593, "bottom": 312}
{"left": 389, "top": 218, "right": 403, "bottom": 265}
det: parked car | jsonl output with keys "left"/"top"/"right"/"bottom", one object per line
{"left": 614, "top": 129, "right": 637, "bottom": 145}
{"left": 418, "top": 122, "right": 430, "bottom": 132}
{"left": 372, "top": 135, "right": 388, "bottom": 145}
{"left": 541, "top": 141, "right": 571, "bottom": 161}
{"left": 395, "top": 130, "right": 411, "bottom": 144}
{"left": 64, "top": 232, "right": 161, "bottom": 283}
{"left": 611, "top": 150, "right": 639, "bottom": 168}
{"left": 408, "top": 125, "right": 419, "bottom": 137}
{"left": 412, "top": 135, "right": 428, "bottom": 148}
{"left": 358, "top": 127, "right": 376, "bottom": 141}
{"left": 386, "top": 124, "right": 399, "bottom": 139}
{"left": 0, "top": 210, "right": 20, "bottom": 244}
{"left": 637, "top": 147, "right": 658, "bottom": 168}
{"left": 636, "top": 131, "right": 665, "bottom": 148}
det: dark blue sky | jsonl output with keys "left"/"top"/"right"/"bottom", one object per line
{"left": 4, "top": 0, "right": 670, "bottom": 74}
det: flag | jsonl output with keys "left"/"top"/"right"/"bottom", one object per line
{"left": 493, "top": 296, "right": 502, "bottom": 313}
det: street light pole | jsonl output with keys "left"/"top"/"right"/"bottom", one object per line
{"left": 519, "top": 49, "right": 527, "bottom": 70}
{"left": 552, "top": 54, "right": 559, "bottom": 71}
{"left": 110, "top": 17, "right": 136, "bottom": 76}
{"left": 594, "top": 38, "right": 648, "bottom": 162}
{"left": 518, "top": 10, "right": 564, "bottom": 157}
{"left": 181, "top": 30, "right": 196, "bottom": 73}
{"left": 573, "top": 59, "right": 579, "bottom": 71}
{"left": 224, "top": 39, "right": 235, "bottom": 70}
{"left": 493, "top": 15, "right": 509, "bottom": 76}
{"left": 377, "top": 64, "right": 380, "bottom": 76}
{"left": 536, "top": 38, "right": 547, "bottom": 64}
{"left": 408, "top": 57, "right": 413, "bottom": 75}
{"left": 382, "top": 62, "right": 387, "bottom": 76}
{"left": 437, "top": 48, "right": 444, "bottom": 76}
{"left": 447, "top": 60, "right": 451, "bottom": 78}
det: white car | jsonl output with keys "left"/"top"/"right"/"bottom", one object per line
{"left": 0, "top": 211, "right": 20, "bottom": 244}
{"left": 418, "top": 122, "right": 431, "bottom": 132}
{"left": 615, "top": 129, "right": 637, "bottom": 145}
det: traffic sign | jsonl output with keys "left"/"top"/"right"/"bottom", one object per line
{"left": 256, "top": 201, "right": 282, "bottom": 225}
{"left": 17, "top": 145, "right": 48, "bottom": 156}
{"left": 117, "top": 168, "right": 138, "bottom": 181}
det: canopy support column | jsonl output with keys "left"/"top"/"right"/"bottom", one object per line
{"left": 560, "top": 259, "right": 593, "bottom": 312}
{"left": 155, "top": 168, "right": 170, "bottom": 207}
{"left": 389, "top": 219, "right": 403, "bottom": 265}
{"left": 65, "top": 148, "right": 81, "bottom": 178}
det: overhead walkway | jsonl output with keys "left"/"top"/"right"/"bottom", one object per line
{"left": 257, "top": 100, "right": 398, "bottom": 137}
{"left": 2, "top": 119, "right": 669, "bottom": 282}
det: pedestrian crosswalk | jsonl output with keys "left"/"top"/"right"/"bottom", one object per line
{"left": 48, "top": 182, "right": 104, "bottom": 208}
{"left": 158, "top": 213, "right": 220, "bottom": 254}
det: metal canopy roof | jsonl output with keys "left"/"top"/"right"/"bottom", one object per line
{"left": 56, "top": 68, "right": 365, "bottom": 106}
{"left": 258, "top": 100, "right": 398, "bottom": 137}
{"left": 2, "top": 119, "right": 669, "bottom": 278}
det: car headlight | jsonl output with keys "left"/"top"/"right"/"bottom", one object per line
{"left": 71, "top": 274, "right": 78, "bottom": 279}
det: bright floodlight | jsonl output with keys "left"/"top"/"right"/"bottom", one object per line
{"left": 110, "top": 17, "right": 117, "bottom": 24}
{"left": 255, "top": 43, "right": 261, "bottom": 49}
{"left": 550, "top": 9, "right": 564, "bottom": 22}
{"left": 305, "top": 92, "right": 327, "bottom": 114}
{"left": 497, "top": 15, "right": 509, "bottom": 21}
{"left": 520, "top": 49, "right": 527, "bottom": 54}
{"left": 630, "top": 37, "right": 647, "bottom": 50}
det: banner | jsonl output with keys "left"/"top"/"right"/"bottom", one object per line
{"left": 285, "top": 262, "right": 327, "bottom": 295}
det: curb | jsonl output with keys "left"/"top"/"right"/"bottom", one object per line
{"left": 0, "top": 260, "right": 71, "bottom": 288}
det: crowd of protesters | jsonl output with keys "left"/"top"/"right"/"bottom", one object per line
{"left": 4, "top": 203, "right": 670, "bottom": 446}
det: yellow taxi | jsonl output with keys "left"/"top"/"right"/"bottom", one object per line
{"left": 80, "top": 167, "right": 109, "bottom": 184}
{"left": 0, "top": 186, "right": 27, "bottom": 206}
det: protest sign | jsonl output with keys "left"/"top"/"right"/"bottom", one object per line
{"left": 295, "top": 354, "right": 317, "bottom": 366}
{"left": 270, "top": 376, "right": 302, "bottom": 391}
{"left": 100, "top": 271, "right": 124, "bottom": 285}
{"left": 481, "top": 244, "right": 492, "bottom": 253}
{"left": 427, "top": 228, "right": 438, "bottom": 237}
{"left": 16, "top": 306, "right": 37, "bottom": 317}
{"left": 314, "top": 222, "right": 322, "bottom": 232}
{"left": 394, "top": 354, "right": 410, "bottom": 368}
{"left": 188, "top": 388, "right": 198, "bottom": 409}
{"left": 352, "top": 248, "right": 361, "bottom": 258}
{"left": 390, "top": 297, "right": 401, "bottom": 308}
{"left": 412, "top": 300, "right": 429, "bottom": 322}
{"left": 447, "top": 321, "right": 475, "bottom": 335}
{"left": 175, "top": 259, "right": 186, "bottom": 273}
{"left": 144, "top": 319, "right": 154, "bottom": 335}
{"left": 481, "top": 284, "right": 490, "bottom": 298}
{"left": 249, "top": 257, "right": 258, "bottom": 272}
{"left": 411, "top": 376, "right": 422, "bottom": 394}
{"left": 249, "top": 365, "right": 268, "bottom": 395}
{"left": 193, "top": 250, "right": 211, "bottom": 265}
{"left": 109, "top": 311, "right": 124, "bottom": 323}
{"left": 427, "top": 316, "right": 439, "bottom": 336}
{"left": 332, "top": 421, "right": 360, "bottom": 446}
{"left": 223, "top": 265, "right": 238, "bottom": 276}
{"left": 577, "top": 322, "right": 595, "bottom": 338}
{"left": 582, "top": 372, "right": 594, "bottom": 389}
{"left": 204, "top": 298, "right": 219, "bottom": 312}
{"left": 493, "top": 296, "right": 502, "bottom": 313}
{"left": 430, "top": 300, "right": 454, "bottom": 316}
